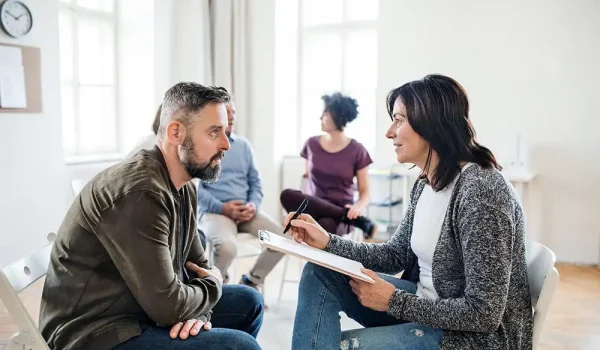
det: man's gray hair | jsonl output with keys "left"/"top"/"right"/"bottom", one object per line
{"left": 158, "top": 82, "right": 231, "bottom": 137}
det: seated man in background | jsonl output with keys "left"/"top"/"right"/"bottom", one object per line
{"left": 40, "top": 83, "right": 263, "bottom": 350}
{"left": 197, "top": 90, "right": 285, "bottom": 294}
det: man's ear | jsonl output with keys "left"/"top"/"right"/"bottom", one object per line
{"left": 165, "top": 121, "right": 185, "bottom": 146}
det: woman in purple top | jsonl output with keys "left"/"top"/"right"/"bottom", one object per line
{"left": 280, "top": 92, "right": 377, "bottom": 238}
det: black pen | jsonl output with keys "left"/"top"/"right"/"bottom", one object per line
{"left": 283, "top": 198, "right": 309, "bottom": 234}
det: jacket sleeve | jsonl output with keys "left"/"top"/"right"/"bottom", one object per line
{"left": 95, "top": 191, "right": 222, "bottom": 327}
{"left": 185, "top": 231, "right": 218, "bottom": 323}
{"left": 387, "top": 204, "right": 516, "bottom": 333}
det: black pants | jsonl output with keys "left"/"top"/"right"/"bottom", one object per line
{"left": 280, "top": 189, "right": 347, "bottom": 236}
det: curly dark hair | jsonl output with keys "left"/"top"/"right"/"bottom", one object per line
{"left": 321, "top": 92, "right": 359, "bottom": 130}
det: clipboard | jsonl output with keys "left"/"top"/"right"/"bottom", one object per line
{"left": 258, "top": 230, "right": 375, "bottom": 284}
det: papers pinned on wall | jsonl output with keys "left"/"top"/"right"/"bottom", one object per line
{"left": 0, "top": 46, "right": 27, "bottom": 108}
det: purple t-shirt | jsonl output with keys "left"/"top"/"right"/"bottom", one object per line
{"left": 301, "top": 136, "right": 373, "bottom": 207}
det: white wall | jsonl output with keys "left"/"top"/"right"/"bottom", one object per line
{"left": 0, "top": 0, "right": 71, "bottom": 267}
{"left": 377, "top": 0, "right": 600, "bottom": 264}
{"left": 118, "top": 0, "right": 156, "bottom": 153}
{"left": 153, "top": 0, "right": 213, "bottom": 103}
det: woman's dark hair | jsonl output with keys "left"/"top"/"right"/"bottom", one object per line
{"left": 386, "top": 74, "right": 500, "bottom": 191}
{"left": 152, "top": 104, "right": 162, "bottom": 135}
{"left": 321, "top": 92, "right": 359, "bottom": 130}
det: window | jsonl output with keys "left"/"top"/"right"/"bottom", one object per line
{"left": 59, "top": 0, "right": 118, "bottom": 160}
{"left": 298, "top": 0, "right": 378, "bottom": 154}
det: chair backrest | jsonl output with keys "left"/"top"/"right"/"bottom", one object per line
{"left": 525, "top": 239, "right": 559, "bottom": 348}
{"left": 0, "top": 233, "right": 55, "bottom": 350}
{"left": 71, "top": 178, "right": 87, "bottom": 197}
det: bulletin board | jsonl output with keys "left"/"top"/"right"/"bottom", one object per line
{"left": 0, "top": 43, "right": 42, "bottom": 113}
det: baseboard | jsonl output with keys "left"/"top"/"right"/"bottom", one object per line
{"left": 555, "top": 260, "right": 599, "bottom": 267}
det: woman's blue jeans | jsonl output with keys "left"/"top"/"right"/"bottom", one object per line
{"left": 292, "top": 262, "right": 444, "bottom": 349}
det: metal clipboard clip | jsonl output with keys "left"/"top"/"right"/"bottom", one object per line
{"left": 258, "top": 230, "right": 271, "bottom": 242}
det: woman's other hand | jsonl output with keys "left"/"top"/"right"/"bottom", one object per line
{"left": 350, "top": 268, "right": 397, "bottom": 312}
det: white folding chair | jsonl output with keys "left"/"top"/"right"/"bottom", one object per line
{"left": 0, "top": 233, "right": 56, "bottom": 350}
{"left": 228, "top": 232, "right": 265, "bottom": 292}
{"left": 525, "top": 239, "right": 559, "bottom": 349}
{"left": 205, "top": 233, "right": 266, "bottom": 297}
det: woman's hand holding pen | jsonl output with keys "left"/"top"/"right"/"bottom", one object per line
{"left": 283, "top": 212, "right": 331, "bottom": 250}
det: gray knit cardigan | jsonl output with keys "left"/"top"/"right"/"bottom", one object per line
{"left": 327, "top": 163, "right": 533, "bottom": 349}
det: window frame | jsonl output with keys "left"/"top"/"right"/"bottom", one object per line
{"left": 296, "top": 0, "right": 379, "bottom": 154}
{"left": 59, "top": 0, "right": 120, "bottom": 163}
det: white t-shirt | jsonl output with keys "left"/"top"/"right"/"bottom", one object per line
{"left": 411, "top": 163, "right": 473, "bottom": 299}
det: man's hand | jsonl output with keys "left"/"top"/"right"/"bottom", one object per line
{"left": 170, "top": 319, "right": 212, "bottom": 339}
{"left": 349, "top": 268, "right": 397, "bottom": 312}
{"left": 237, "top": 202, "right": 257, "bottom": 222}
{"left": 186, "top": 262, "right": 223, "bottom": 286}
{"left": 221, "top": 200, "right": 245, "bottom": 221}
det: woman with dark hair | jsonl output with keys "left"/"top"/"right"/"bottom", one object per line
{"left": 286, "top": 75, "right": 533, "bottom": 349}
{"left": 280, "top": 92, "right": 377, "bottom": 239}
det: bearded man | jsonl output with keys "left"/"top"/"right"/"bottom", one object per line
{"left": 39, "top": 83, "right": 263, "bottom": 350}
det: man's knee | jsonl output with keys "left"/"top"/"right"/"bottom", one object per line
{"left": 238, "top": 285, "right": 265, "bottom": 321}
{"left": 201, "top": 329, "right": 261, "bottom": 350}
{"left": 213, "top": 239, "right": 238, "bottom": 261}
{"left": 229, "top": 331, "right": 261, "bottom": 350}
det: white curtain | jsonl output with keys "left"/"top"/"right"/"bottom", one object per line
{"left": 168, "top": 0, "right": 249, "bottom": 138}
{"left": 170, "top": 0, "right": 213, "bottom": 86}
{"left": 211, "top": 0, "right": 249, "bottom": 138}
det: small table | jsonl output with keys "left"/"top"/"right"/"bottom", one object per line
{"left": 501, "top": 168, "right": 537, "bottom": 203}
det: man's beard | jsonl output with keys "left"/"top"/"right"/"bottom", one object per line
{"left": 180, "top": 136, "right": 223, "bottom": 183}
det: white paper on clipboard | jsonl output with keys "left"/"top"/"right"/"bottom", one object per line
{"left": 258, "top": 230, "right": 375, "bottom": 283}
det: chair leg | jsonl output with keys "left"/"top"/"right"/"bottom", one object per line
{"left": 276, "top": 255, "right": 291, "bottom": 309}
{"left": 231, "top": 263, "right": 237, "bottom": 285}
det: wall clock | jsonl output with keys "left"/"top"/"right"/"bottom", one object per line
{"left": 0, "top": 0, "right": 33, "bottom": 38}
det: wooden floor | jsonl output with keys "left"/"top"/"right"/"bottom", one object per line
{"left": 1, "top": 262, "right": 599, "bottom": 349}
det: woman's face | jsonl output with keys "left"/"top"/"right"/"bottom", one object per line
{"left": 320, "top": 111, "right": 337, "bottom": 132}
{"left": 385, "top": 97, "right": 429, "bottom": 166}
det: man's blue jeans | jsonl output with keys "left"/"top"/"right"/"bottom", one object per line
{"left": 293, "top": 262, "right": 444, "bottom": 350}
{"left": 114, "top": 284, "right": 264, "bottom": 350}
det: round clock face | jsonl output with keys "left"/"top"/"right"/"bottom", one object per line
{"left": 1, "top": 1, "right": 33, "bottom": 38}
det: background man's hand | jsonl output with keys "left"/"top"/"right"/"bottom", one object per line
{"left": 221, "top": 200, "right": 245, "bottom": 220}
{"left": 237, "top": 202, "right": 256, "bottom": 222}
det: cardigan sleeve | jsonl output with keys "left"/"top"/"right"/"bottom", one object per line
{"left": 387, "top": 203, "right": 516, "bottom": 333}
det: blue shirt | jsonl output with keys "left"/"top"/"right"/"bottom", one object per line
{"left": 197, "top": 134, "right": 263, "bottom": 214}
